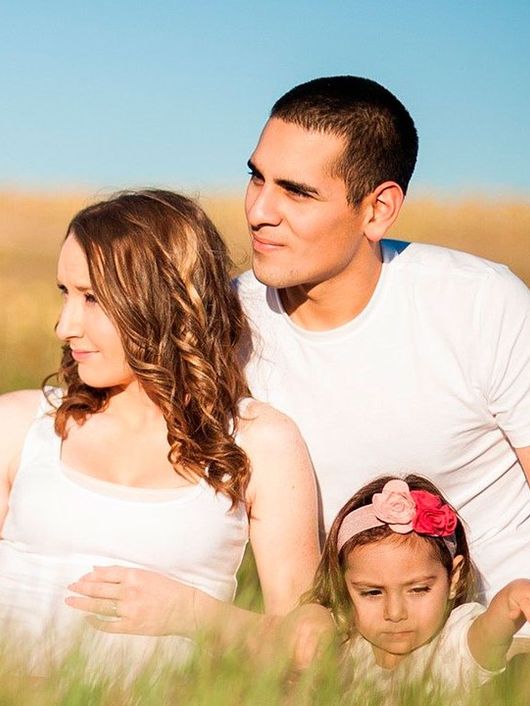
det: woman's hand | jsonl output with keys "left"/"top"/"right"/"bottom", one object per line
{"left": 66, "top": 565, "right": 196, "bottom": 636}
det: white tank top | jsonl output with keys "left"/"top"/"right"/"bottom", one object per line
{"left": 0, "top": 390, "right": 249, "bottom": 673}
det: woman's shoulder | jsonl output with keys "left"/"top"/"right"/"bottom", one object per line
{"left": 236, "top": 399, "right": 306, "bottom": 451}
{"left": 0, "top": 390, "right": 43, "bottom": 469}
{"left": 0, "top": 389, "right": 43, "bottom": 422}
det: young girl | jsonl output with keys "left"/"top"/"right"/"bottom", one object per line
{"left": 0, "top": 190, "right": 319, "bottom": 674}
{"left": 307, "top": 474, "right": 530, "bottom": 702}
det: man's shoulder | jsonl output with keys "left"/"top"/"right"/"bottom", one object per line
{"left": 385, "top": 239, "right": 524, "bottom": 292}
{"left": 233, "top": 269, "right": 269, "bottom": 309}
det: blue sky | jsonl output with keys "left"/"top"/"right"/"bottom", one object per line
{"left": 1, "top": 1, "right": 529, "bottom": 195}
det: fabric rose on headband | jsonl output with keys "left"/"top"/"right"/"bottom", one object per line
{"left": 372, "top": 479, "right": 416, "bottom": 533}
{"left": 410, "top": 490, "right": 458, "bottom": 537}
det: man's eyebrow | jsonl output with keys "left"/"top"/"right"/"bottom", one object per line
{"left": 247, "top": 159, "right": 320, "bottom": 196}
{"left": 276, "top": 178, "right": 320, "bottom": 196}
{"left": 247, "top": 159, "right": 262, "bottom": 177}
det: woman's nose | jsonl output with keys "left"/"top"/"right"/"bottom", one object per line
{"left": 55, "top": 298, "right": 83, "bottom": 341}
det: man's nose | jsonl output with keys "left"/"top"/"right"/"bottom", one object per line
{"left": 245, "top": 182, "right": 282, "bottom": 229}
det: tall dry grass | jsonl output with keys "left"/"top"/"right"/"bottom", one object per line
{"left": 1, "top": 190, "right": 529, "bottom": 393}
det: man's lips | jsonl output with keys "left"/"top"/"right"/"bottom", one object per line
{"left": 252, "top": 234, "right": 285, "bottom": 252}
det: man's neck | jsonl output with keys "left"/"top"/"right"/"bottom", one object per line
{"left": 280, "top": 242, "right": 383, "bottom": 331}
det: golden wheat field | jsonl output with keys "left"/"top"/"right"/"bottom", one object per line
{"left": 1, "top": 189, "right": 529, "bottom": 393}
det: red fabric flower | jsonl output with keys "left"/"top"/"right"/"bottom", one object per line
{"left": 410, "top": 490, "right": 457, "bottom": 536}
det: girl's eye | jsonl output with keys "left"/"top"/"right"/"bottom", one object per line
{"left": 410, "top": 586, "right": 431, "bottom": 594}
{"left": 360, "top": 589, "right": 382, "bottom": 597}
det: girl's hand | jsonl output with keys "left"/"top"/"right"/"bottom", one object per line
{"left": 66, "top": 566, "right": 196, "bottom": 636}
{"left": 281, "top": 603, "right": 337, "bottom": 669}
{"left": 505, "top": 578, "right": 530, "bottom": 627}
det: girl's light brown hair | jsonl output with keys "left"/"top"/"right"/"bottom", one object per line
{"left": 45, "top": 189, "right": 251, "bottom": 505}
{"left": 305, "top": 474, "right": 478, "bottom": 639}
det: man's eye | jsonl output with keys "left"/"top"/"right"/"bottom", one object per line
{"left": 287, "top": 186, "right": 309, "bottom": 198}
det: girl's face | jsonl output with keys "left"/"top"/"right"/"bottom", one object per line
{"left": 344, "top": 534, "right": 461, "bottom": 670}
{"left": 56, "top": 235, "right": 135, "bottom": 389}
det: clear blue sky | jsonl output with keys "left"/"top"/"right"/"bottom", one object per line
{"left": 1, "top": 1, "right": 529, "bottom": 195}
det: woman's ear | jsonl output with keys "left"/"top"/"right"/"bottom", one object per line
{"left": 449, "top": 554, "right": 465, "bottom": 599}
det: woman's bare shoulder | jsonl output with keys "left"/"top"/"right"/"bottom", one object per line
{"left": 236, "top": 399, "right": 306, "bottom": 451}
{"left": 0, "top": 389, "right": 42, "bottom": 449}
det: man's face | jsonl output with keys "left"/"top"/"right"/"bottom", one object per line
{"left": 245, "top": 118, "right": 368, "bottom": 290}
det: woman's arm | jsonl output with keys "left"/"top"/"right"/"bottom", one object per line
{"left": 467, "top": 579, "right": 530, "bottom": 670}
{"left": 0, "top": 390, "right": 41, "bottom": 531}
{"left": 239, "top": 401, "right": 320, "bottom": 613}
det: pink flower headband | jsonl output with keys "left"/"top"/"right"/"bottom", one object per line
{"left": 337, "top": 480, "right": 458, "bottom": 556}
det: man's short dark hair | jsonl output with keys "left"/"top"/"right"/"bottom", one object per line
{"left": 270, "top": 76, "right": 418, "bottom": 206}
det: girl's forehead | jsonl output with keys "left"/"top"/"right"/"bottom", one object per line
{"left": 344, "top": 534, "right": 445, "bottom": 582}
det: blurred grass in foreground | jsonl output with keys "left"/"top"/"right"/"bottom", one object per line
{"left": 0, "top": 629, "right": 528, "bottom": 705}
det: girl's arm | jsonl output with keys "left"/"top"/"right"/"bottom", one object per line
{"left": 467, "top": 579, "right": 530, "bottom": 670}
{"left": 0, "top": 390, "right": 41, "bottom": 532}
{"left": 66, "top": 403, "right": 322, "bottom": 648}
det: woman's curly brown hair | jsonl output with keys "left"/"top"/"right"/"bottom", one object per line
{"left": 45, "top": 189, "right": 251, "bottom": 506}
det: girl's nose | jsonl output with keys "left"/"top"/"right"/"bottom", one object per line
{"left": 384, "top": 593, "right": 407, "bottom": 622}
{"left": 56, "top": 298, "right": 83, "bottom": 341}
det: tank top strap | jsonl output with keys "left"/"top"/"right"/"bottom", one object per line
{"left": 16, "top": 387, "right": 63, "bottom": 478}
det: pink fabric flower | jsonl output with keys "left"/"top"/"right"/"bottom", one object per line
{"left": 410, "top": 490, "right": 457, "bottom": 536}
{"left": 372, "top": 480, "right": 416, "bottom": 534}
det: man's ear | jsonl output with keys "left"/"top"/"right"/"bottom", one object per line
{"left": 449, "top": 554, "right": 465, "bottom": 600}
{"left": 363, "top": 181, "right": 404, "bottom": 243}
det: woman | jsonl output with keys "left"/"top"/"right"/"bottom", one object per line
{"left": 0, "top": 190, "right": 319, "bottom": 672}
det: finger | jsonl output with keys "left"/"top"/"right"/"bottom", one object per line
{"left": 65, "top": 596, "right": 121, "bottom": 617}
{"left": 86, "top": 615, "right": 130, "bottom": 634}
{"left": 67, "top": 580, "right": 122, "bottom": 599}
{"left": 76, "top": 566, "right": 129, "bottom": 583}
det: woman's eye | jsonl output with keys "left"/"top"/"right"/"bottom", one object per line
{"left": 85, "top": 293, "right": 97, "bottom": 304}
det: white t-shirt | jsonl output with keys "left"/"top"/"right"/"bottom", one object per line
{"left": 236, "top": 241, "right": 530, "bottom": 623}
{"left": 346, "top": 603, "right": 502, "bottom": 703}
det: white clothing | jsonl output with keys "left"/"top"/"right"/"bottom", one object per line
{"left": 237, "top": 240, "right": 530, "bottom": 632}
{"left": 0, "top": 390, "right": 249, "bottom": 674}
{"left": 346, "top": 603, "right": 502, "bottom": 704}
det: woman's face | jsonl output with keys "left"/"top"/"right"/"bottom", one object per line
{"left": 56, "top": 235, "right": 135, "bottom": 389}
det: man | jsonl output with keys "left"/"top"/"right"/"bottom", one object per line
{"left": 236, "top": 76, "right": 530, "bottom": 630}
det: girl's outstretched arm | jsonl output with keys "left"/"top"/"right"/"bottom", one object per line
{"left": 468, "top": 579, "right": 530, "bottom": 670}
